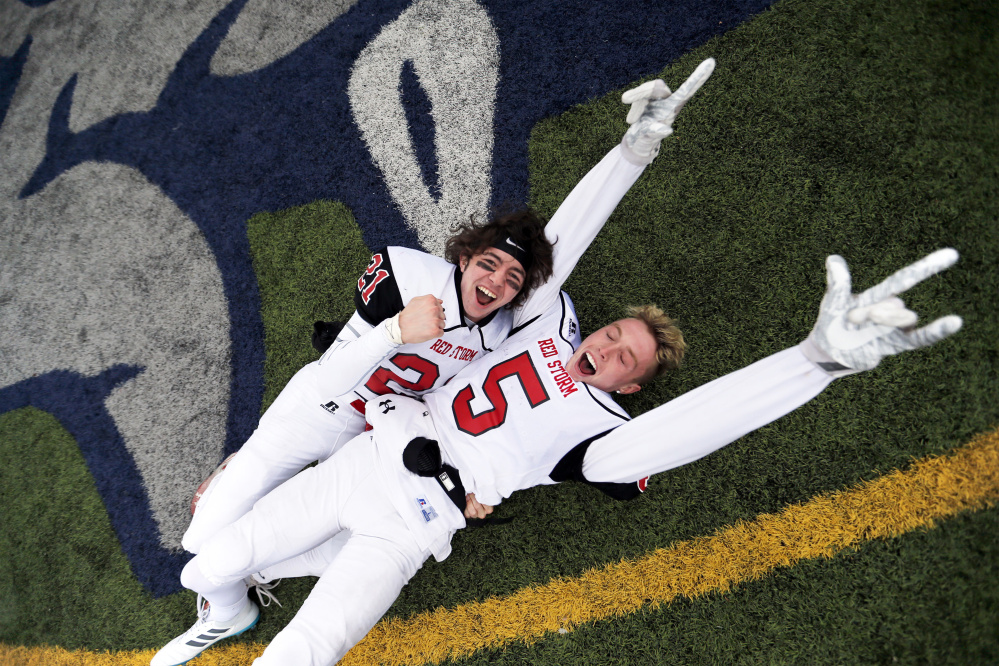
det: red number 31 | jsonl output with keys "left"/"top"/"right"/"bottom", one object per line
{"left": 358, "top": 253, "right": 390, "bottom": 304}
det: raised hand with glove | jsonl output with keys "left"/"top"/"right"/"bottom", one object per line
{"left": 800, "top": 249, "right": 963, "bottom": 377}
{"left": 620, "top": 57, "right": 716, "bottom": 164}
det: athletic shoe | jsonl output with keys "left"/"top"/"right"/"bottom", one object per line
{"left": 150, "top": 595, "right": 259, "bottom": 666}
{"left": 190, "top": 452, "right": 237, "bottom": 516}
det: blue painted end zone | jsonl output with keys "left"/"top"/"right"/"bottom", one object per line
{"left": 3, "top": 0, "right": 774, "bottom": 595}
{"left": 0, "top": 35, "right": 31, "bottom": 135}
{"left": 0, "top": 369, "right": 192, "bottom": 597}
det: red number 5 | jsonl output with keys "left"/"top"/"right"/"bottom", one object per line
{"left": 452, "top": 352, "right": 549, "bottom": 436}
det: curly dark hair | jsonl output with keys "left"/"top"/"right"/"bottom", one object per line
{"left": 444, "top": 206, "right": 555, "bottom": 309}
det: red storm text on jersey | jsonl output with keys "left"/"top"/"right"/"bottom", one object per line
{"left": 340, "top": 246, "right": 515, "bottom": 416}
{"left": 425, "top": 292, "right": 632, "bottom": 506}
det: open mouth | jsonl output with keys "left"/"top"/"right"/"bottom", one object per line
{"left": 476, "top": 285, "right": 497, "bottom": 307}
{"left": 578, "top": 351, "right": 596, "bottom": 376}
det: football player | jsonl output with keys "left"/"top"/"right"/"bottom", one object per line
{"left": 180, "top": 57, "right": 716, "bottom": 564}
{"left": 155, "top": 58, "right": 857, "bottom": 666}
{"left": 160, "top": 242, "right": 962, "bottom": 666}
{"left": 182, "top": 206, "right": 554, "bottom": 553}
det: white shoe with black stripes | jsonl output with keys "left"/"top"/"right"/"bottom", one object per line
{"left": 150, "top": 595, "right": 259, "bottom": 666}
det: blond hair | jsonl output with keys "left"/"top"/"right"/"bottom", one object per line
{"left": 625, "top": 304, "right": 686, "bottom": 382}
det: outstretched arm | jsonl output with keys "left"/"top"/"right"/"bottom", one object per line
{"left": 514, "top": 59, "right": 716, "bottom": 326}
{"left": 799, "top": 248, "right": 962, "bottom": 375}
{"left": 578, "top": 249, "right": 963, "bottom": 486}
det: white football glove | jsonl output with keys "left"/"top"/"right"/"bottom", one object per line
{"left": 621, "top": 57, "right": 716, "bottom": 164}
{"left": 800, "top": 249, "right": 963, "bottom": 377}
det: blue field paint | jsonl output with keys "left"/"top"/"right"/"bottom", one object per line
{"left": 4, "top": 0, "right": 773, "bottom": 595}
{"left": 0, "top": 367, "right": 192, "bottom": 597}
{"left": 0, "top": 35, "right": 30, "bottom": 134}
{"left": 401, "top": 59, "right": 442, "bottom": 202}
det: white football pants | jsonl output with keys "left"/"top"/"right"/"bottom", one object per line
{"left": 183, "top": 433, "right": 434, "bottom": 665}
{"left": 182, "top": 361, "right": 366, "bottom": 554}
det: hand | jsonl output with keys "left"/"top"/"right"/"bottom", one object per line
{"left": 803, "top": 249, "right": 963, "bottom": 376}
{"left": 621, "top": 57, "right": 716, "bottom": 162}
{"left": 463, "top": 493, "right": 494, "bottom": 520}
{"left": 398, "top": 295, "right": 445, "bottom": 344}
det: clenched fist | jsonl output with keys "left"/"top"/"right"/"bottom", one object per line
{"left": 398, "top": 295, "right": 446, "bottom": 344}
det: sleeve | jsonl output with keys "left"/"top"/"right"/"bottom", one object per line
{"left": 579, "top": 346, "right": 837, "bottom": 485}
{"left": 312, "top": 248, "right": 408, "bottom": 397}
{"left": 354, "top": 248, "right": 405, "bottom": 326}
{"left": 514, "top": 145, "right": 647, "bottom": 326}
{"left": 313, "top": 311, "right": 402, "bottom": 397}
{"left": 549, "top": 431, "right": 646, "bottom": 500}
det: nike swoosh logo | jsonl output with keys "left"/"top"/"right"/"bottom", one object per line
{"left": 824, "top": 314, "right": 892, "bottom": 350}
{"left": 505, "top": 237, "right": 526, "bottom": 252}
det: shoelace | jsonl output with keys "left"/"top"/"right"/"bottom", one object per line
{"left": 175, "top": 594, "right": 213, "bottom": 638}
{"left": 248, "top": 577, "right": 283, "bottom": 608}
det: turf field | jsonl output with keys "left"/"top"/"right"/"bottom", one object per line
{"left": 1, "top": 0, "right": 996, "bottom": 663}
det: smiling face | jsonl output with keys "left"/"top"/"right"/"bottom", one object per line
{"left": 458, "top": 248, "right": 527, "bottom": 322}
{"left": 566, "top": 318, "right": 659, "bottom": 394}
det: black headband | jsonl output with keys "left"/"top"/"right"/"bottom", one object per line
{"left": 487, "top": 234, "right": 533, "bottom": 273}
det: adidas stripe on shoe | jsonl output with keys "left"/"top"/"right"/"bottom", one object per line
{"left": 150, "top": 596, "right": 259, "bottom": 666}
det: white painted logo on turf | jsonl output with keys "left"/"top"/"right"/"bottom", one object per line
{"left": 0, "top": 4, "right": 237, "bottom": 553}
{"left": 348, "top": 0, "right": 499, "bottom": 257}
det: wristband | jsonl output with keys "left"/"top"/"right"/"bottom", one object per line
{"left": 798, "top": 336, "right": 857, "bottom": 378}
{"left": 383, "top": 313, "right": 404, "bottom": 345}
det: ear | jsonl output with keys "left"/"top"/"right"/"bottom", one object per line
{"left": 617, "top": 383, "right": 642, "bottom": 395}
{"left": 459, "top": 254, "right": 469, "bottom": 271}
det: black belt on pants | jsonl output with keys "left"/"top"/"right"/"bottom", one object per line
{"left": 402, "top": 436, "right": 467, "bottom": 511}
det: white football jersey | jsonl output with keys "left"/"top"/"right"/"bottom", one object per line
{"left": 425, "top": 293, "right": 837, "bottom": 507}
{"left": 316, "top": 144, "right": 649, "bottom": 420}
{"left": 317, "top": 245, "right": 514, "bottom": 416}
{"left": 425, "top": 292, "right": 632, "bottom": 505}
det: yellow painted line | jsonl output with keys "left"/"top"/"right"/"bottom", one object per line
{"left": 0, "top": 643, "right": 263, "bottom": 665}
{"left": 4, "top": 428, "right": 998, "bottom": 666}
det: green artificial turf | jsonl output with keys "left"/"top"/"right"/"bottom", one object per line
{"left": 451, "top": 505, "right": 999, "bottom": 665}
{"left": 246, "top": 200, "right": 373, "bottom": 412}
{"left": 0, "top": 407, "right": 190, "bottom": 649}
{"left": 390, "top": 0, "right": 999, "bottom": 619}
{"left": 1, "top": 0, "right": 995, "bottom": 659}
{"left": 0, "top": 404, "right": 325, "bottom": 649}
{"left": 245, "top": 0, "right": 998, "bottom": 656}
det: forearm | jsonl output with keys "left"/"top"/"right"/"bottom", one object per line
{"left": 516, "top": 145, "right": 646, "bottom": 325}
{"left": 581, "top": 346, "right": 836, "bottom": 484}
{"left": 314, "top": 311, "right": 402, "bottom": 396}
